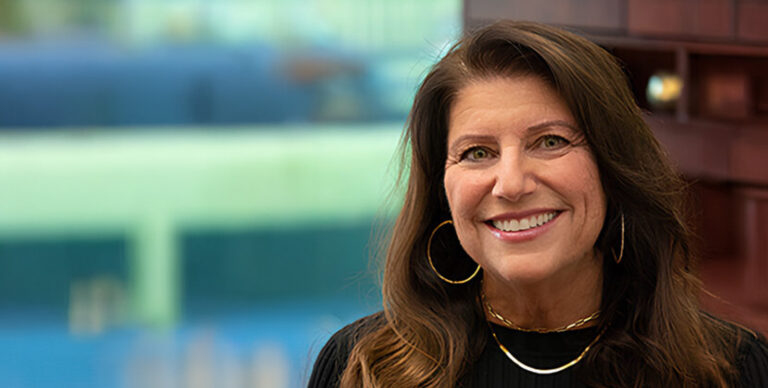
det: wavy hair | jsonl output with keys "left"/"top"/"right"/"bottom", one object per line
{"left": 340, "top": 21, "right": 739, "bottom": 387}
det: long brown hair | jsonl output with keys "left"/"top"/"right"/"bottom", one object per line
{"left": 340, "top": 21, "right": 739, "bottom": 387}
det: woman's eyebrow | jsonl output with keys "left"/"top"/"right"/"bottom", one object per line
{"left": 526, "top": 120, "right": 579, "bottom": 135}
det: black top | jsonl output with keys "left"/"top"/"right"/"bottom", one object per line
{"left": 308, "top": 313, "right": 768, "bottom": 387}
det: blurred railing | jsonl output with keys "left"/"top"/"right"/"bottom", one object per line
{"left": 0, "top": 124, "right": 402, "bottom": 327}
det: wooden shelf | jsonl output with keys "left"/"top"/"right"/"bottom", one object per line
{"left": 593, "top": 35, "right": 768, "bottom": 57}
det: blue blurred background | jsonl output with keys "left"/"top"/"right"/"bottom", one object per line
{"left": 0, "top": 1, "right": 461, "bottom": 387}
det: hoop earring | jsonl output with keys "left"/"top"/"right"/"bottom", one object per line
{"left": 426, "top": 220, "right": 481, "bottom": 284}
{"left": 611, "top": 213, "right": 625, "bottom": 264}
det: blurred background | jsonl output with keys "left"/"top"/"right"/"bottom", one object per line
{"left": 3, "top": 1, "right": 768, "bottom": 387}
{"left": 0, "top": 1, "right": 460, "bottom": 387}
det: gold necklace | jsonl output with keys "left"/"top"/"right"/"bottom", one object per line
{"left": 488, "top": 323, "right": 603, "bottom": 375}
{"left": 481, "top": 291, "right": 600, "bottom": 333}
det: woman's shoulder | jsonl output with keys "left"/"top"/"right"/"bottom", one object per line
{"left": 733, "top": 325, "right": 768, "bottom": 387}
{"left": 308, "top": 311, "right": 385, "bottom": 388}
{"left": 704, "top": 313, "right": 768, "bottom": 386}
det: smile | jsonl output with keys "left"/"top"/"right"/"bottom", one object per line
{"left": 489, "top": 211, "right": 559, "bottom": 232}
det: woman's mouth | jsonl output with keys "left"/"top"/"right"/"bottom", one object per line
{"left": 488, "top": 211, "right": 560, "bottom": 232}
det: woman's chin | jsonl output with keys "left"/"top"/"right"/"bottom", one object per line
{"left": 487, "top": 261, "right": 560, "bottom": 286}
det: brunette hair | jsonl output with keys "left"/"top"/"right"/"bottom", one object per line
{"left": 340, "top": 21, "right": 739, "bottom": 387}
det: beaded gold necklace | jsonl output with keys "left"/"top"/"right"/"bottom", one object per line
{"left": 483, "top": 294, "right": 600, "bottom": 333}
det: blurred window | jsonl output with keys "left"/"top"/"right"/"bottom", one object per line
{"left": 0, "top": 0, "right": 461, "bottom": 128}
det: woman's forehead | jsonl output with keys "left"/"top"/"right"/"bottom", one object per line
{"left": 447, "top": 76, "right": 577, "bottom": 139}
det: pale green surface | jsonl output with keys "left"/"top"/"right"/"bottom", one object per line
{"left": 0, "top": 124, "right": 403, "bottom": 234}
{"left": 0, "top": 123, "right": 404, "bottom": 325}
{"left": 9, "top": 0, "right": 460, "bottom": 49}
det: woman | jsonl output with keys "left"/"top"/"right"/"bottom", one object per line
{"left": 309, "top": 21, "right": 768, "bottom": 387}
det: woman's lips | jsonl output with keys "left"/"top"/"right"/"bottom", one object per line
{"left": 485, "top": 210, "right": 562, "bottom": 242}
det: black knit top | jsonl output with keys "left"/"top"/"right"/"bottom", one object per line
{"left": 308, "top": 313, "right": 768, "bottom": 387}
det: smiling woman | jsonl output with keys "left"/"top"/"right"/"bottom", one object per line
{"left": 309, "top": 21, "right": 768, "bottom": 388}
{"left": 445, "top": 76, "right": 606, "bottom": 297}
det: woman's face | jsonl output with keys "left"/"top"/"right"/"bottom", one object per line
{"left": 443, "top": 75, "right": 606, "bottom": 285}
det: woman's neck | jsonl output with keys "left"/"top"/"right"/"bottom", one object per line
{"left": 482, "top": 253, "right": 603, "bottom": 331}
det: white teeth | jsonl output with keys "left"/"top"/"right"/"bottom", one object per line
{"left": 491, "top": 212, "right": 557, "bottom": 232}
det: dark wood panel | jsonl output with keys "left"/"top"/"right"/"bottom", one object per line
{"left": 628, "top": 0, "right": 686, "bottom": 36}
{"left": 737, "top": 188, "right": 768, "bottom": 307}
{"left": 689, "top": 182, "right": 738, "bottom": 257}
{"left": 738, "top": 2, "right": 768, "bottom": 42}
{"left": 730, "top": 135, "right": 768, "bottom": 184}
{"left": 696, "top": 0, "right": 736, "bottom": 38}
{"left": 647, "top": 117, "right": 732, "bottom": 180}
{"left": 650, "top": 117, "right": 768, "bottom": 186}
{"left": 628, "top": 0, "right": 734, "bottom": 39}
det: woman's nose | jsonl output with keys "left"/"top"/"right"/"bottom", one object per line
{"left": 490, "top": 152, "right": 537, "bottom": 202}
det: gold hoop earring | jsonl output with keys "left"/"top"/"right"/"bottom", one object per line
{"left": 611, "top": 213, "right": 625, "bottom": 264}
{"left": 426, "top": 220, "right": 481, "bottom": 284}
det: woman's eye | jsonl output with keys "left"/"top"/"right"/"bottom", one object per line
{"left": 462, "top": 147, "right": 491, "bottom": 161}
{"left": 538, "top": 135, "right": 569, "bottom": 149}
